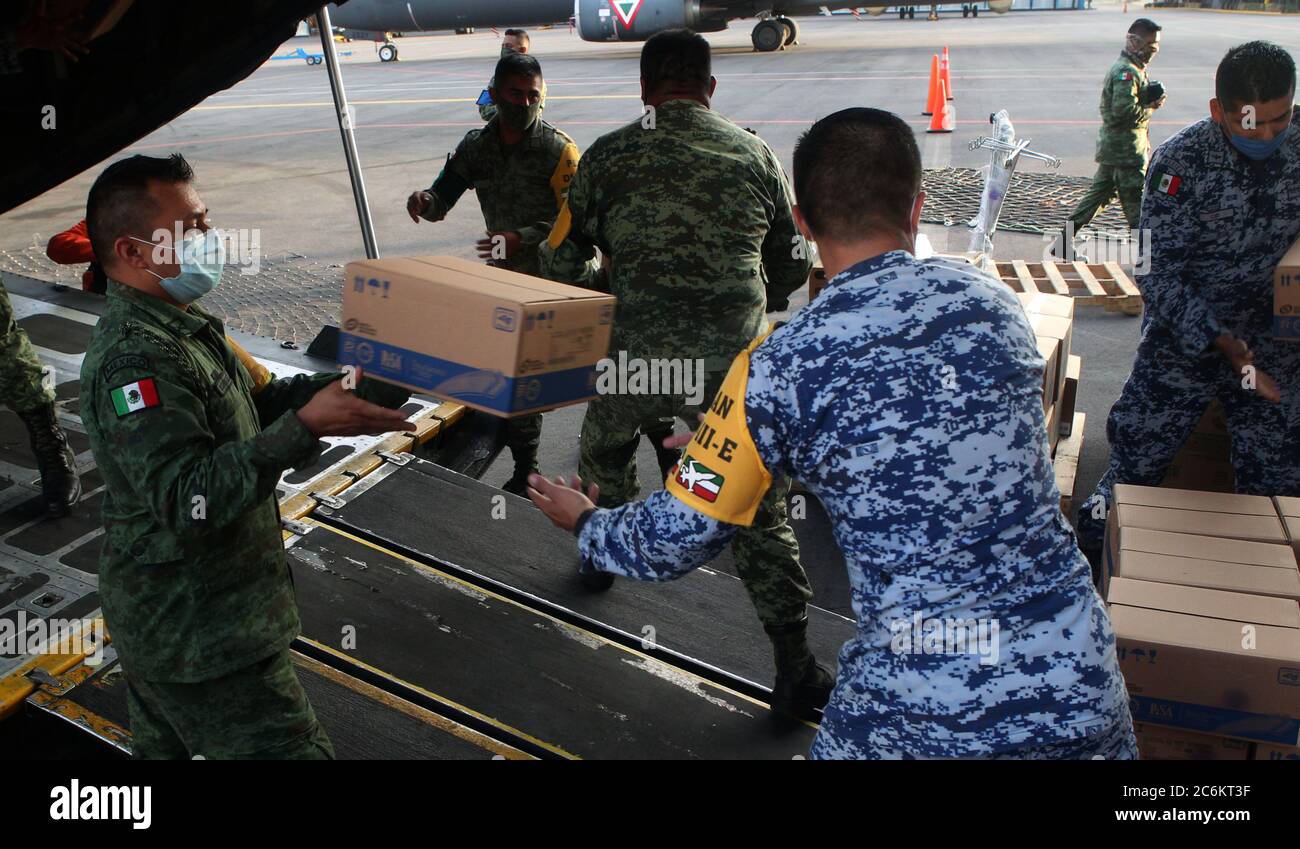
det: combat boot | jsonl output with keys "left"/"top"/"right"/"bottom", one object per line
{"left": 17, "top": 403, "right": 80, "bottom": 517}
{"left": 501, "top": 450, "right": 540, "bottom": 497}
{"left": 765, "top": 616, "right": 835, "bottom": 720}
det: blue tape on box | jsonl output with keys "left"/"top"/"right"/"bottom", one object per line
{"left": 338, "top": 332, "right": 595, "bottom": 413}
{"left": 1274, "top": 315, "right": 1300, "bottom": 340}
{"left": 1128, "top": 694, "right": 1300, "bottom": 746}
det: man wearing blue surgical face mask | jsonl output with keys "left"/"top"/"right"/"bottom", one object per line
{"left": 1077, "top": 41, "right": 1300, "bottom": 561}
{"left": 80, "top": 153, "right": 415, "bottom": 759}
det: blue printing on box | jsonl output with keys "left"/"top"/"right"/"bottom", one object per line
{"left": 1128, "top": 694, "right": 1300, "bottom": 746}
{"left": 1273, "top": 315, "right": 1300, "bottom": 340}
{"left": 338, "top": 332, "right": 596, "bottom": 413}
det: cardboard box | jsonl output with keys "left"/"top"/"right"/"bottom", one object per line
{"left": 1114, "top": 549, "right": 1300, "bottom": 601}
{"left": 1058, "top": 355, "right": 1081, "bottom": 437}
{"left": 1036, "top": 335, "right": 1060, "bottom": 410}
{"left": 1160, "top": 401, "right": 1235, "bottom": 493}
{"left": 1029, "top": 313, "right": 1072, "bottom": 404}
{"left": 807, "top": 266, "right": 827, "bottom": 300}
{"left": 1046, "top": 402, "right": 1061, "bottom": 455}
{"left": 1108, "top": 577, "right": 1300, "bottom": 745}
{"left": 1252, "top": 742, "right": 1300, "bottom": 760}
{"left": 339, "top": 256, "right": 615, "bottom": 417}
{"left": 1113, "top": 484, "right": 1276, "bottom": 516}
{"left": 1017, "top": 291, "right": 1076, "bottom": 322}
{"left": 1277, "top": 497, "right": 1300, "bottom": 560}
{"left": 1133, "top": 722, "right": 1250, "bottom": 760}
{"left": 1274, "top": 234, "right": 1300, "bottom": 341}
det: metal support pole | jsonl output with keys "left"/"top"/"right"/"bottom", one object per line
{"left": 316, "top": 6, "right": 379, "bottom": 259}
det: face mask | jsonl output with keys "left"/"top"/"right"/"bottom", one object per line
{"left": 1228, "top": 124, "right": 1290, "bottom": 161}
{"left": 133, "top": 229, "right": 225, "bottom": 304}
{"left": 496, "top": 99, "right": 540, "bottom": 132}
{"left": 500, "top": 45, "right": 515, "bottom": 58}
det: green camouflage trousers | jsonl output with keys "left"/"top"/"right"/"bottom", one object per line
{"left": 1066, "top": 163, "right": 1145, "bottom": 232}
{"left": 125, "top": 649, "right": 334, "bottom": 760}
{"left": 0, "top": 279, "right": 55, "bottom": 412}
{"left": 578, "top": 369, "right": 811, "bottom": 628}
{"left": 505, "top": 412, "right": 542, "bottom": 470}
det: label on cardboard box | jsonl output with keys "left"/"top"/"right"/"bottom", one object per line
{"left": 1275, "top": 237, "right": 1300, "bottom": 341}
{"left": 339, "top": 256, "right": 615, "bottom": 416}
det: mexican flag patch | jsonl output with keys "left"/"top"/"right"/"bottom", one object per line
{"left": 673, "top": 458, "right": 724, "bottom": 503}
{"left": 1156, "top": 172, "right": 1181, "bottom": 195}
{"left": 111, "top": 378, "right": 160, "bottom": 417}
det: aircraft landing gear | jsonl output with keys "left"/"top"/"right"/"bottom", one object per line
{"left": 775, "top": 16, "right": 799, "bottom": 46}
{"left": 751, "top": 18, "right": 786, "bottom": 52}
{"left": 899, "top": 6, "right": 917, "bottom": 19}
{"left": 378, "top": 41, "right": 398, "bottom": 62}
{"left": 928, "top": 4, "right": 939, "bottom": 20}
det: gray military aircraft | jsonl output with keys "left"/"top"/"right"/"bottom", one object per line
{"left": 329, "top": 0, "right": 1014, "bottom": 61}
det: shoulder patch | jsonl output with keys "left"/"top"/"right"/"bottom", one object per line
{"left": 1153, "top": 169, "right": 1182, "bottom": 196}
{"left": 110, "top": 378, "right": 161, "bottom": 417}
{"left": 101, "top": 353, "right": 150, "bottom": 383}
{"left": 550, "top": 142, "right": 580, "bottom": 210}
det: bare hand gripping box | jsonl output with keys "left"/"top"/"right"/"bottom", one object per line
{"left": 340, "top": 256, "right": 615, "bottom": 417}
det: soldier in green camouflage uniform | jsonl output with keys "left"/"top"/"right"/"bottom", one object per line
{"left": 539, "top": 29, "right": 831, "bottom": 717}
{"left": 478, "top": 28, "right": 546, "bottom": 123}
{"left": 0, "top": 278, "right": 80, "bottom": 515}
{"left": 409, "top": 51, "right": 580, "bottom": 495}
{"left": 1059, "top": 19, "right": 1165, "bottom": 256}
{"left": 81, "top": 154, "right": 412, "bottom": 759}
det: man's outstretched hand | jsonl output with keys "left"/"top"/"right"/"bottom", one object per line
{"left": 527, "top": 474, "right": 599, "bottom": 533}
{"left": 1216, "top": 334, "right": 1282, "bottom": 403}
{"left": 297, "top": 371, "right": 416, "bottom": 438}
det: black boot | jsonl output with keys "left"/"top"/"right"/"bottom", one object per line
{"left": 501, "top": 450, "right": 539, "bottom": 497}
{"left": 17, "top": 403, "right": 80, "bottom": 517}
{"left": 765, "top": 616, "right": 834, "bottom": 719}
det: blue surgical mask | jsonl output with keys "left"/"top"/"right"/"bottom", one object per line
{"left": 133, "top": 229, "right": 225, "bottom": 303}
{"left": 1229, "top": 125, "right": 1290, "bottom": 161}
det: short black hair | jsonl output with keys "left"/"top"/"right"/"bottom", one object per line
{"left": 86, "top": 154, "right": 194, "bottom": 267}
{"left": 503, "top": 28, "right": 529, "bottom": 46}
{"left": 1216, "top": 41, "right": 1296, "bottom": 111}
{"left": 640, "top": 29, "right": 711, "bottom": 95}
{"left": 494, "top": 51, "right": 542, "bottom": 87}
{"left": 793, "top": 108, "right": 921, "bottom": 242}
{"left": 1128, "top": 18, "right": 1160, "bottom": 37}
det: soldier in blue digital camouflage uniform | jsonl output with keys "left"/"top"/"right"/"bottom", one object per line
{"left": 1077, "top": 41, "right": 1300, "bottom": 555}
{"left": 528, "top": 109, "right": 1136, "bottom": 759}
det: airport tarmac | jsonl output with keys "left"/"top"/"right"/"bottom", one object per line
{"left": 1, "top": 4, "right": 1292, "bottom": 530}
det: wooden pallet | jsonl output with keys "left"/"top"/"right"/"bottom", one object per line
{"left": 994, "top": 260, "right": 1143, "bottom": 316}
{"left": 1054, "top": 411, "right": 1086, "bottom": 517}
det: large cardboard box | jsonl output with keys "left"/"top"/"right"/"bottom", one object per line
{"left": 1104, "top": 524, "right": 1298, "bottom": 596}
{"left": 340, "top": 256, "right": 615, "bottom": 417}
{"left": 1277, "top": 496, "right": 1300, "bottom": 560}
{"left": 1105, "top": 486, "right": 1288, "bottom": 557}
{"left": 1035, "top": 335, "right": 1060, "bottom": 411}
{"left": 1133, "top": 722, "right": 1250, "bottom": 760}
{"left": 1058, "top": 355, "right": 1081, "bottom": 438}
{"left": 1160, "top": 401, "right": 1235, "bottom": 493}
{"left": 1107, "top": 577, "right": 1300, "bottom": 746}
{"left": 1274, "top": 235, "right": 1300, "bottom": 341}
{"left": 1114, "top": 548, "right": 1300, "bottom": 601}
{"left": 1029, "top": 313, "right": 1072, "bottom": 404}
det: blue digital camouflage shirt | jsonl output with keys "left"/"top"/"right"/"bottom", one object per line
{"left": 577, "top": 251, "right": 1132, "bottom": 758}
{"left": 1140, "top": 114, "right": 1300, "bottom": 356}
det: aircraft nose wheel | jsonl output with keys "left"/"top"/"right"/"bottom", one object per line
{"left": 751, "top": 19, "right": 786, "bottom": 52}
{"left": 378, "top": 42, "right": 398, "bottom": 62}
{"left": 775, "top": 16, "right": 798, "bottom": 46}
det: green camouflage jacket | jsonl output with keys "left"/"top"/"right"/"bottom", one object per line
{"left": 80, "top": 281, "right": 402, "bottom": 682}
{"left": 540, "top": 99, "right": 811, "bottom": 366}
{"left": 1097, "top": 50, "right": 1153, "bottom": 168}
{"left": 423, "top": 117, "right": 579, "bottom": 276}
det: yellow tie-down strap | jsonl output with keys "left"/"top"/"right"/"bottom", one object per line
{"left": 279, "top": 401, "right": 466, "bottom": 530}
{"left": 0, "top": 618, "right": 111, "bottom": 722}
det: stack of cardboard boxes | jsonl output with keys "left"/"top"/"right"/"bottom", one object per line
{"left": 1103, "top": 483, "right": 1300, "bottom": 760}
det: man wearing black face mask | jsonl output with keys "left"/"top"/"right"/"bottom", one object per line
{"left": 478, "top": 28, "right": 546, "bottom": 122}
{"left": 1076, "top": 41, "right": 1300, "bottom": 557}
{"left": 406, "top": 51, "right": 581, "bottom": 495}
{"left": 1056, "top": 18, "right": 1165, "bottom": 260}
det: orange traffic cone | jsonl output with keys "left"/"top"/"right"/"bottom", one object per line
{"left": 927, "top": 79, "right": 954, "bottom": 133}
{"left": 923, "top": 54, "right": 940, "bottom": 116}
{"left": 940, "top": 46, "right": 954, "bottom": 100}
